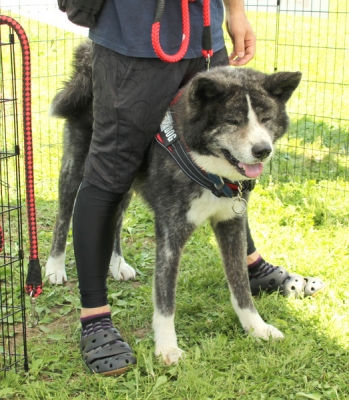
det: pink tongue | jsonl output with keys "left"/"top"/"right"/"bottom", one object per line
{"left": 239, "top": 162, "right": 264, "bottom": 178}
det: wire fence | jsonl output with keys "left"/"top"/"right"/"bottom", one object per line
{"left": 245, "top": 0, "right": 349, "bottom": 192}
{"left": 1, "top": 0, "right": 348, "bottom": 196}
{"left": 0, "top": 22, "right": 28, "bottom": 376}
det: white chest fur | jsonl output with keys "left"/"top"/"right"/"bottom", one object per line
{"left": 186, "top": 189, "right": 242, "bottom": 227}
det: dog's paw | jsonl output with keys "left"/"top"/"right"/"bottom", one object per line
{"left": 250, "top": 323, "right": 284, "bottom": 341}
{"left": 45, "top": 254, "right": 67, "bottom": 284}
{"left": 155, "top": 346, "right": 184, "bottom": 365}
{"left": 109, "top": 254, "right": 136, "bottom": 281}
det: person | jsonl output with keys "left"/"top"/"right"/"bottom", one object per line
{"left": 72, "top": 0, "right": 323, "bottom": 376}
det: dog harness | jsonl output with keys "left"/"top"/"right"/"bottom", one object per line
{"left": 155, "top": 110, "right": 255, "bottom": 211}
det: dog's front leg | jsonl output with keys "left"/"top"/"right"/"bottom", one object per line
{"left": 212, "top": 215, "right": 284, "bottom": 340}
{"left": 152, "top": 220, "right": 193, "bottom": 365}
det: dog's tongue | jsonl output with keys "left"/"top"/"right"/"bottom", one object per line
{"left": 239, "top": 162, "right": 264, "bottom": 178}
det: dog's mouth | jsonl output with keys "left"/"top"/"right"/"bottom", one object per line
{"left": 222, "top": 149, "right": 264, "bottom": 178}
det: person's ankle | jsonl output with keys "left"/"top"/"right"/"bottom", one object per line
{"left": 80, "top": 305, "right": 111, "bottom": 319}
{"left": 247, "top": 251, "right": 261, "bottom": 266}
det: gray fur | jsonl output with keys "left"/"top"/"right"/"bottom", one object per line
{"left": 46, "top": 40, "right": 301, "bottom": 362}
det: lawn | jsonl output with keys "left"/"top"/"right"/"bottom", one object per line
{"left": 2, "top": 183, "right": 349, "bottom": 399}
{"left": 0, "top": 3, "right": 349, "bottom": 399}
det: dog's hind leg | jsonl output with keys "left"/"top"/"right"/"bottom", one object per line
{"left": 45, "top": 121, "right": 90, "bottom": 284}
{"left": 212, "top": 215, "right": 284, "bottom": 340}
{"left": 45, "top": 160, "right": 82, "bottom": 284}
{"left": 152, "top": 219, "right": 195, "bottom": 365}
{"left": 109, "top": 191, "right": 136, "bottom": 281}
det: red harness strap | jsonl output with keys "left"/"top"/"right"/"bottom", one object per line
{"left": 151, "top": 0, "right": 213, "bottom": 63}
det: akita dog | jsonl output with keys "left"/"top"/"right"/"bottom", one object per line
{"left": 46, "top": 40, "right": 301, "bottom": 364}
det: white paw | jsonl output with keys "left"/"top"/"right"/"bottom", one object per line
{"left": 45, "top": 254, "right": 67, "bottom": 284}
{"left": 249, "top": 322, "right": 284, "bottom": 340}
{"left": 109, "top": 254, "right": 136, "bottom": 281}
{"left": 155, "top": 346, "right": 184, "bottom": 365}
{"left": 153, "top": 312, "right": 182, "bottom": 364}
{"left": 231, "top": 295, "right": 284, "bottom": 341}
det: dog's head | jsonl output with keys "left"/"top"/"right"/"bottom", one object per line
{"left": 176, "top": 67, "right": 301, "bottom": 182}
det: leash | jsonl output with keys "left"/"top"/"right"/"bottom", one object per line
{"left": 155, "top": 110, "right": 254, "bottom": 213}
{"left": 0, "top": 16, "right": 42, "bottom": 327}
{"left": 151, "top": 0, "right": 213, "bottom": 64}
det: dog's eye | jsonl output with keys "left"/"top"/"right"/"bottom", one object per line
{"left": 261, "top": 117, "right": 271, "bottom": 124}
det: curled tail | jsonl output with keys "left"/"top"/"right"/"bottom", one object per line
{"left": 50, "top": 40, "right": 93, "bottom": 118}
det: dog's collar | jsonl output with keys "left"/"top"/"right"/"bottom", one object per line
{"left": 155, "top": 110, "right": 255, "bottom": 198}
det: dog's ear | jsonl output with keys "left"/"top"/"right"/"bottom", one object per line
{"left": 188, "top": 76, "right": 226, "bottom": 104}
{"left": 264, "top": 71, "right": 302, "bottom": 103}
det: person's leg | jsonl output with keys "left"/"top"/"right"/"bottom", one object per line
{"left": 73, "top": 181, "right": 123, "bottom": 312}
{"left": 246, "top": 217, "right": 276, "bottom": 272}
{"left": 246, "top": 216, "right": 289, "bottom": 295}
{"left": 246, "top": 216, "right": 257, "bottom": 264}
{"left": 73, "top": 181, "right": 137, "bottom": 375}
{"left": 74, "top": 44, "right": 232, "bottom": 374}
{"left": 246, "top": 216, "right": 324, "bottom": 297}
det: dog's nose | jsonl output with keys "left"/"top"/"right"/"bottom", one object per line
{"left": 252, "top": 143, "right": 272, "bottom": 160}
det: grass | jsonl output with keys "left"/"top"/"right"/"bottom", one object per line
{"left": 1, "top": 182, "right": 349, "bottom": 399}
{"left": 1, "top": 2, "right": 349, "bottom": 399}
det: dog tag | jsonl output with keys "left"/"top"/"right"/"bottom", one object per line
{"left": 232, "top": 197, "right": 247, "bottom": 214}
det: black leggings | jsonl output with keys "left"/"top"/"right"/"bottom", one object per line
{"left": 73, "top": 181, "right": 123, "bottom": 308}
{"left": 246, "top": 216, "right": 256, "bottom": 256}
{"left": 73, "top": 182, "right": 257, "bottom": 308}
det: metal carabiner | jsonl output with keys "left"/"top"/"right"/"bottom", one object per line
{"left": 205, "top": 54, "right": 211, "bottom": 71}
{"left": 28, "top": 292, "right": 39, "bottom": 327}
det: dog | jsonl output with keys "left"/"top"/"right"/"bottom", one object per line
{"left": 45, "top": 40, "right": 301, "bottom": 364}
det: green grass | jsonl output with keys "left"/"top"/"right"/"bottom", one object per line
{"left": 1, "top": 182, "right": 349, "bottom": 399}
{"left": 1, "top": 3, "right": 349, "bottom": 399}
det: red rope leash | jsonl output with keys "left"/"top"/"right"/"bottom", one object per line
{"left": 0, "top": 16, "right": 42, "bottom": 297}
{"left": 151, "top": 0, "right": 213, "bottom": 63}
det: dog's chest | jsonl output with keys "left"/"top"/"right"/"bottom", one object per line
{"left": 186, "top": 189, "right": 241, "bottom": 227}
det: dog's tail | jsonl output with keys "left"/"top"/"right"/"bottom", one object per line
{"left": 50, "top": 40, "right": 93, "bottom": 118}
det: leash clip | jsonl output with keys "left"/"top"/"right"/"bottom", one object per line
{"left": 28, "top": 292, "right": 39, "bottom": 327}
{"left": 232, "top": 181, "right": 247, "bottom": 214}
{"left": 205, "top": 54, "right": 211, "bottom": 71}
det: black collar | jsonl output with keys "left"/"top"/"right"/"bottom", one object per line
{"left": 155, "top": 110, "right": 255, "bottom": 198}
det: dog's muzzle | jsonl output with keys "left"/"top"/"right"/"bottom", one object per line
{"left": 222, "top": 148, "right": 266, "bottom": 179}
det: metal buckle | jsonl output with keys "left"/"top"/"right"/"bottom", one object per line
{"left": 213, "top": 176, "right": 225, "bottom": 190}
